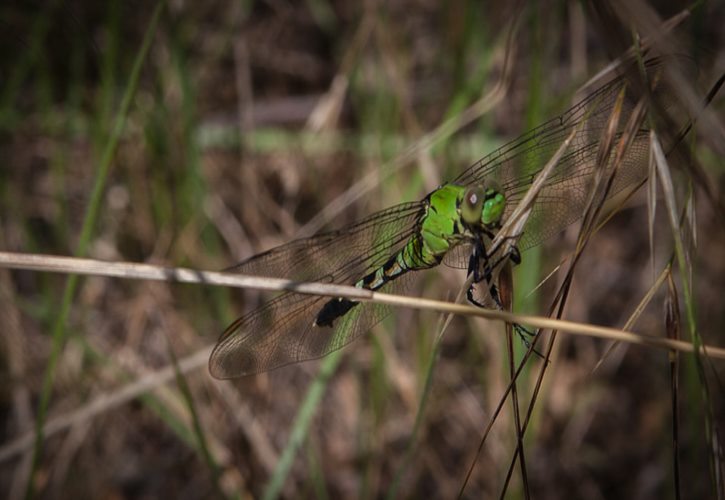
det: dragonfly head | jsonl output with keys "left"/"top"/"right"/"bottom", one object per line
{"left": 462, "top": 184, "right": 505, "bottom": 228}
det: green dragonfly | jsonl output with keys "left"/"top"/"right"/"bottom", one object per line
{"left": 210, "top": 59, "right": 675, "bottom": 379}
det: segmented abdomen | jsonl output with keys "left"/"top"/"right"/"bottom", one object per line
{"left": 315, "top": 235, "right": 440, "bottom": 327}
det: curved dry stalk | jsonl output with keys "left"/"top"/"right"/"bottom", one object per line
{"left": 1, "top": 251, "right": 724, "bottom": 361}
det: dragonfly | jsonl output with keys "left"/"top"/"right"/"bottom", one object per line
{"left": 209, "top": 58, "right": 676, "bottom": 379}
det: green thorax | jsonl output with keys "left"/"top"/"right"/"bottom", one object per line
{"left": 418, "top": 183, "right": 506, "bottom": 260}
{"left": 353, "top": 183, "right": 506, "bottom": 293}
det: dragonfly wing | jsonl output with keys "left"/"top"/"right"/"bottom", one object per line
{"left": 453, "top": 59, "right": 670, "bottom": 254}
{"left": 210, "top": 201, "right": 425, "bottom": 377}
{"left": 210, "top": 269, "right": 416, "bottom": 377}
{"left": 225, "top": 201, "right": 424, "bottom": 283}
{"left": 441, "top": 243, "right": 474, "bottom": 269}
{"left": 505, "top": 132, "right": 651, "bottom": 252}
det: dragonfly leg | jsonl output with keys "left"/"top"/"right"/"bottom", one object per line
{"left": 465, "top": 237, "right": 542, "bottom": 356}
{"left": 486, "top": 236, "right": 523, "bottom": 269}
{"left": 465, "top": 237, "right": 521, "bottom": 299}
{"left": 466, "top": 237, "right": 492, "bottom": 307}
{"left": 508, "top": 245, "right": 522, "bottom": 265}
{"left": 466, "top": 286, "right": 488, "bottom": 308}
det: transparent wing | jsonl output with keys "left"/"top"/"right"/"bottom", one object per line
{"left": 441, "top": 243, "right": 475, "bottom": 269}
{"left": 452, "top": 58, "right": 673, "bottom": 256}
{"left": 503, "top": 135, "right": 649, "bottom": 252}
{"left": 210, "top": 271, "right": 416, "bottom": 378}
{"left": 224, "top": 201, "right": 424, "bottom": 282}
{"left": 210, "top": 201, "right": 425, "bottom": 377}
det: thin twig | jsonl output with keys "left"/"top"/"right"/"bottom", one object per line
{"left": 2, "top": 251, "right": 724, "bottom": 361}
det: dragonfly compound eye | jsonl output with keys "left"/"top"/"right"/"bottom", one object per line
{"left": 481, "top": 188, "right": 505, "bottom": 226}
{"left": 461, "top": 186, "right": 485, "bottom": 225}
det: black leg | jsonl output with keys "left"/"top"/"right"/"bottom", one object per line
{"left": 465, "top": 235, "right": 542, "bottom": 356}
{"left": 467, "top": 241, "right": 488, "bottom": 307}
{"left": 467, "top": 285, "right": 487, "bottom": 308}
{"left": 508, "top": 245, "right": 522, "bottom": 265}
{"left": 485, "top": 241, "right": 522, "bottom": 272}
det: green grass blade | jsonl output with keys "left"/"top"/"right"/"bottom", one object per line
{"left": 168, "top": 340, "right": 226, "bottom": 499}
{"left": 24, "top": 3, "right": 166, "bottom": 497}
{"left": 262, "top": 349, "right": 343, "bottom": 500}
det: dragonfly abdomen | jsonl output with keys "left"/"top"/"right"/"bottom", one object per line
{"left": 314, "top": 236, "right": 439, "bottom": 328}
{"left": 364, "top": 236, "right": 441, "bottom": 289}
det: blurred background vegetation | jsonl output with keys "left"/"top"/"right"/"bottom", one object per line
{"left": 0, "top": 0, "right": 724, "bottom": 498}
